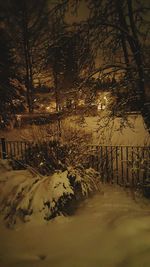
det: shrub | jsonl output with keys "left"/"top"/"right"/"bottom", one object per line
{"left": 24, "top": 140, "right": 68, "bottom": 175}
{"left": 0, "top": 125, "right": 101, "bottom": 226}
{"left": 61, "top": 124, "right": 92, "bottom": 167}
{"left": 0, "top": 165, "right": 100, "bottom": 226}
{"left": 22, "top": 125, "right": 92, "bottom": 175}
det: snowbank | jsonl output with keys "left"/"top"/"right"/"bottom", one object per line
{"left": 0, "top": 185, "right": 150, "bottom": 267}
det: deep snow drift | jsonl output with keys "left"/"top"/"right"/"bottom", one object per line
{"left": 0, "top": 182, "right": 150, "bottom": 267}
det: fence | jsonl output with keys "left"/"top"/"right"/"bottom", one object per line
{"left": 0, "top": 138, "right": 33, "bottom": 162}
{"left": 0, "top": 138, "right": 150, "bottom": 186}
{"left": 89, "top": 145, "right": 150, "bottom": 186}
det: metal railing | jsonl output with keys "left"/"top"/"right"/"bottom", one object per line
{"left": 0, "top": 138, "right": 150, "bottom": 186}
{"left": 88, "top": 145, "right": 150, "bottom": 186}
{"left": 0, "top": 138, "right": 32, "bottom": 161}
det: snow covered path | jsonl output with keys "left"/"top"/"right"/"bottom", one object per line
{"left": 0, "top": 185, "right": 150, "bottom": 267}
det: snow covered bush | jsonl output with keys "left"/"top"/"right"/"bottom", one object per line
{"left": 68, "top": 165, "right": 100, "bottom": 197}
{"left": 0, "top": 127, "right": 101, "bottom": 226}
{"left": 23, "top": 140, "right": 67, "bottom": 175}
{"left": 61, "top": 124, "right": 92, "bottom": 167}
{"left": 21, "top": 125, "right": 92, "bottom": 175}
{"left": 0, "top": 161, "right": 100, "bottom": 226}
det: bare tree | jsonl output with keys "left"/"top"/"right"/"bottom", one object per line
{"left": 1, "top": 0, "right": 48, "bottom": 112}
{"left": 70, "top": 0, "right": 150, "bottom": 127}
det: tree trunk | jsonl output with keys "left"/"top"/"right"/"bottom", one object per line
{"left": 126, "top": 0, "right": 145, "bottom": 106}
{"left": 116, "top": 1, "right": 131, "bottom": 74}
{"left": 22, "top": 3, "right": 34, "bottom": 113}
{"left": 116, "top": 0, "right": 146, "bottom": 112}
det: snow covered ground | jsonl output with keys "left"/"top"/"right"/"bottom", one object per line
{"left": 0, "top": 113, "right": 149, "bottom": 146}
{"left": 0, "top": 113, "right": 149, "bottom": 267}
{"left": 66, "top": 113, "right": 150, "bottom": 146}
{"left": 0, "top": 184, "right": 150, "bottom": 267}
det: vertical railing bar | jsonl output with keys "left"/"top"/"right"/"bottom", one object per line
{"left": 7, "top": 141, "right": 10, "bottom": 159}
{"left": 1, "top": 138, "right": 7, "bottom": 159}
{"left": 145, "top": 147, "right": 148, "bottom": 184}
{"left": 90, "top": 145, "right": 93, "bottom": 169}
{"left": 24, "top": 141, "right": 28, "bottom": 162}
{"left": 96, "top": 146, "right": 99, "bottom": 172}
{"left": 137, "top": 147, "right": 140, "bottom": 185}
{"left": 116, "top": 146, "right": 119, "bottom": 184}
{"left": 5, "top": 141, "right": 9, "bottom": 159}
{"left": 110, "top": 146, "right": 113, "bottom": 183}
{"left": 6, "top": 141, "right": 9, "bottom": 158}
{"left": 126, "top": 146, "right": 129, "bottom": 184}
{"left": 20, "top": 142, "right": 23, "bottom": 161}
{"left": 24, "top": 142, "right": 27, "bottom": 163}
{"left": 105, "top": 146, "right": 108, "bottom": 182}
{"left": 16, "top": 141, "right": 19, "bottom": 159}
{"left": 142, "top": 147, "right": 145, "bottom": 184}
{"left": 8, "top": 141, "right": 11, "bottom": 159}
{"left": 13, "top": 142, "right": 16, "bottom": 159}
{"left": 148, "top": 148, "right": 150, "bottom": 181}
{"left": 121, "top": 147, "right": 124, "bottom": 185}
{"left": 100, "top": 146, "right": 103, "bottom": 182}
{"left": 131, "top": 146, "right": 134, "bottom": 186}
{"left": 0, "top": 142, "right": 1, "bottom": 158}
{"left": 11, "top": 141, "right": 13, "bottom": 158}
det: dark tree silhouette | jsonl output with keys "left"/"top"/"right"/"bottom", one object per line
{"left": 1, "top": 0, "right": 48, "bottom": 112}
{"left": 70, "top": 0, "right": 150, "bottom": 128}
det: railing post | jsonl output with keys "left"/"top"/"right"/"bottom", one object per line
{"left": 1, "top": 138, "right": 7, "bottom": 159}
